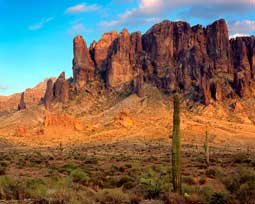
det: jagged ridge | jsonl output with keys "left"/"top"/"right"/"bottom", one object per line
{"left": 21, "top": 19, "right": 255, "bottom": 110}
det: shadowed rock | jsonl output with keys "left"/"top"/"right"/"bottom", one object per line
{"left": 44, "top": 79, "right": 54, "bottom": 109}
{"left": 18, "top": 92, "right": 26, "bottom": 110}
{"left": 53, "top": 72, "right": 69, "bottom": 103}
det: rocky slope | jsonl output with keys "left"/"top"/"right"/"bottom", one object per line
{"left": 0, "top": 78, "right": 55, "bottom": 113}
{"left": 41, "top": 19, "right": 255, "bottom": 109}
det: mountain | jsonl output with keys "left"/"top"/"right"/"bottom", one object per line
{"left": 42, "top": 19, "right": 255, "bottom": 109}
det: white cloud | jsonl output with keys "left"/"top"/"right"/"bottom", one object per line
{"left": 229, "top": 33, "right": 249, "bottom": 39}
{"left": 66, "top": 3, "right": 100, "bottom": 14}
{"left": 29, "top": 17, "right": 54, "bottom": 31}
{"left": 101, "top": 0, "right": 255, "bottom": 29}
{"left": 67, "top": 22, "right": 93, "bottom": 35}
{"left": 139, "top": 0, "right": 165, "bottom": 15}
{"left": 0, "top": 85, "right": 7, "bottom": 90}
{"left": 70, "top": 23, "right": 86, "bottom": 32}
{"left": 228, "top": 20, "right": 255, "bottom": 35}
{"left": 100, "top": 0, "right": 163, "bottom": 28}
{"left": 144, "top": 17, "right": 161, "bottom": 23}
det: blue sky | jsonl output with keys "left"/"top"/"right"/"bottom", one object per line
{"left": 0, "top": 0, "right": 255, "bottom": 96}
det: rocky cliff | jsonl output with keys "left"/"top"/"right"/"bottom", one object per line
{"left": 0, "top": 78, "right": 55, "bottom": 113}
{"left": 43, "top": 19, "right": 255, "bottom": 108}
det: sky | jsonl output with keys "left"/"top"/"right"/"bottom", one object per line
{"left": 0, "top": 0, "right": 255, "bottom": 96}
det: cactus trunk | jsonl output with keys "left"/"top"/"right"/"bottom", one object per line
{"left": 172, "top": 94, "right": 182, "bottom": 194}
{"left": 205, "top": 129, "right": 209, "bottom": 166}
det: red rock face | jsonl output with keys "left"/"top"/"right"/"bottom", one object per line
{"left": 43, "top": 72, "right": 69, "bottom": 109}
{"left": 73, "top": 35, "right": 95, "bottom": 90}
{"left": 90, "top": 31, "right": 118, "bottom": 73}
{"left": 53, "top": 72, "right": 69, "bottom": 103}
{"left": 44, "top": 79, "right": 54, "bottom": 109}
{"left": 18, "top": 92, "right": 26, "bottom": 110}
{"left": 205, "top": 19, "right": 230, "bottom": 73}
{"left": 40, "top": 19, "right": 255, "bottom": 106}
{"left": 231, "top": 37, "right": 255, "bottom": 97}
{"left": 106, "top": 29, "right": 134, "bottom": 87}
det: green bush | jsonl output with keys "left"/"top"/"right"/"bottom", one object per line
{"left": 117, "top": 175, "right": 135, "bottom": 189}
{"left": 199, "top": 186, "right": 214, "bottom": 202}
{"left": 139, "top": 168, "right": 167, "bottom": 199}
{"left": 205, "top": 167, "right": 224, "bottom": 179}
{"left": 70, "top": 169, "right": 90, "bottom": 184}
{"left": 182, "top": 184, "right": 197, "bottom": 195}
{"left": 199, "top": 176, "right": 207, "bottom": 185}
{"left": 237, "top": 182, "right": 255, "bottom": 204}
{"left": 209, "top": 192, "right": 230, "bottom": 204}
{"left": 25, "top": 178, "right": 47, "bottom": 198}
{"left": 223, "top": 175, "right": 240, "bottom": 193}
{"left": 0, "top": 176, "right": 18, "bottom": 199}
{"left": 238, "top": 168, "right": 255, "bottom": 184}
{"left": 95, "top": 188, "right": 130, "bottom": 204}
{"left": 60, "top": 163, "right": 78, "bottom": 174}
{"left": 233, "top": 152, "right": 251, "bottom": 164}
{"left": 183, "top": 176, "right": 196, "bottom": 185}
{"left": 0, "top": 161, "right": 8, "bottom": 175}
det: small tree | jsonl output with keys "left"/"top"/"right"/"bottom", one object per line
{"left": 172, "top": 94, "right": 182, "bottom": 194}
{"left": 204, "top": 129, "right": 209, "bottom": 167}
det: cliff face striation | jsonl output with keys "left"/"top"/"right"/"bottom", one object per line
{"left": 42, "top": 19, "right": 255, "bottom": 108}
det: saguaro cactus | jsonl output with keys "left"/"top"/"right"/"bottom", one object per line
{"left": 204, "top": 129, "right": 209, "bottom": 166}
{"left": 172, "top": 94, "right": 182, "bottom": 194}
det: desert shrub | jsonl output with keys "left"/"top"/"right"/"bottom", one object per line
{"left": 139, "top": 168, "right": 167, "bottom": 199}
{"left": 0, "top": 161, "right": 9, "bottom": 175}
{"left": 140, "top": 177, "right": 163, "bottom": 199}
{"left": 233, "top": 152, "right": 251, "bottom": 164}
{"left": 185, "top": 194, "right": 204, "bottom": 204}
{"left": 182, "top": 184, "right": 197, "bottom": 195}
{"left": 117, "top": 175, "right": 135, "bottom": 189}
{"left": 205, "top": 168, "right": 216, "bottom": 178}
{"left": 209, "top": 192, "right": 230, "bottom": 204}
{"left": 60, "top": 163, "right": 78, "bottom": 174}
{"left": 83, "top": 157, "right": 98, "bottom": 165}
{"left": 25, "top": 178, "right": 47, "bottom": 198}
{"left": 199, "top": 176, "right": 207, "bottom": 185}
{"left": 70, "top": 169, "right": 90, "bottom": 184}
{"left": 163, "top": 193, "right": 185, "bottom": 204}
{"left": 237, "top": 182, "right": 255, "bottom": 204}
{"left": 0, "top": 176, "right": 19, "bottom": 199}
{"left": 183, "top": 176, "right": 196, "bottom": 185}
{"left": 95, "top": 188, "right": 130, "bottom": 204}
{"left": 128, "top": 166, "right": 142, "bottom": 178}
{"left": 205, "top": 167, "right": 224, "bottom": 179}
{"left": 222, "top": 168, "right": 255, "bottom": 203}
{"left": 0, "top": 153, "right": 11, "bottom": 161}
{"left": 238, "top": 168, "right": 255, "bottom": 184}
{"left": 90, "top": 172, "right": 106, "bottom": 187}
{"left": 23, "top": 177, "right": 73, "bottom": 202}
{"left": 124, "top": 163, "right": 132, "bottom": 169}
{"left": 198, "top": 185, "right": 214, "bottom": 202}
{"left": 223, "top": 175, "right": 240, "bottom": 193}
{"left": 109, "top": 165, "right": 125, "bottom": 175}
{"left": 129, "top": 193, "right": 143, "bottom": 204}
{"left": 25, "top": 151, "right": 48, "bottom": 166}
